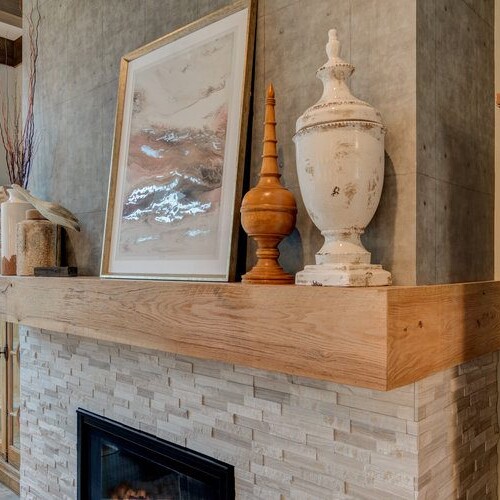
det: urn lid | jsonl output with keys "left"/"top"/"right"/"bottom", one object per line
{"left": 295, "top": 30, "right": 384, "bottom": 136}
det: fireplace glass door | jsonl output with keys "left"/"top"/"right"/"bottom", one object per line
{"left": 78, "top": 409, "right": 234, "bottom": 500}
{"left": 99, "top": 439, "right": 210, "bottom": 498}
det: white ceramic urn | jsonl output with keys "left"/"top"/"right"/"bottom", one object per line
{"left": 294, "top": 29, "right": 391, "bottom": 286}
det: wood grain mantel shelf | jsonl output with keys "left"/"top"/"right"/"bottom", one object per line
{"left": 0, "top": 277, "right": 498, "bottom": 391}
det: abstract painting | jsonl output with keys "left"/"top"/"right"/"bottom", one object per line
{"left": 101, "top": 0, "right": 255, "bottom": 280}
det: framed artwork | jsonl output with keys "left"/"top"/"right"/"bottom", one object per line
{"left": 101, "top": 0, "right": 256, "bottom": 280}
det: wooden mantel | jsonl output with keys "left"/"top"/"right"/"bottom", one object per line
{"left": 0, "top": 277, "right": 498, "bottom": 391}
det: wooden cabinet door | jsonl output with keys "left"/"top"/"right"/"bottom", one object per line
{"left": 7, "top": 323, "right": 20, "bottom": 469}
{"left": 0, "top": 322, "right": 7, "bottom": 462}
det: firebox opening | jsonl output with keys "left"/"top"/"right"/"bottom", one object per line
{"left": 77, "top": 409, "right": 235, "bottom": 500}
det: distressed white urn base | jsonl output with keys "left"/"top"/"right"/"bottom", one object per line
{"left": 296, "top": 263, "right": 391, "bottom": 287}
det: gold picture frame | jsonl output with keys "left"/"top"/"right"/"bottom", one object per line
{"left": 101, "top": 0, "right": 256, "bottom": 281}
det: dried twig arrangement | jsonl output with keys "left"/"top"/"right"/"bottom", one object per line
{"left": 0, "top": 1, "right": 40, "bottom": 189}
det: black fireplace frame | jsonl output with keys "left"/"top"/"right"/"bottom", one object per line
{"left": 77, "top": 408, "right": 235, "bottom": 500}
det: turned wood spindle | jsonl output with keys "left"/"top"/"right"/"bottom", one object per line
{"left": 240, "top": 84, "right": 297, "bottom": 284}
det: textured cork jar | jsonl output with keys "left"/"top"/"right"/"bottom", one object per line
{"left": 16, "top": 209, "right": 60, "bottom": 276}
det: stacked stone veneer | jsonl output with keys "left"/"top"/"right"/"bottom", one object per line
{"left": 416, "top": 356, "right": 498, "bottom": 499}
{"left": 19, "top": 327, "right": 498, "bottom": 500}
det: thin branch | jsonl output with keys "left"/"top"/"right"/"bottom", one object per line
{"left": 0, "top": 0, "right": 40, "bottom": 189}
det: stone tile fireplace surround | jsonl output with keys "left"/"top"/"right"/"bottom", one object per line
{"left": 20, "top": 326, "right": 498, "bottom": 499}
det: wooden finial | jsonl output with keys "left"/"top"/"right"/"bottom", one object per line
{"left": 240, "top": 84, "right": 297, "bottom": 285}
{"left": 261, "top": 84, "right": 278, "bottom": 175}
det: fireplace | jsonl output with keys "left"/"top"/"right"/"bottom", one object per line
{"left": 77, "top": 409, "right": 235, "bottom": 499}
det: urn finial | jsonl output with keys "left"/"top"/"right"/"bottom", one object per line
{"left": 326, "top": 29, "right": 340, "bottom": 61}
{"left": 319, "top": 28, "right": 354, "bottom": 84}
{"left": 240, "top": 84, "right": 297, "bottom": 285}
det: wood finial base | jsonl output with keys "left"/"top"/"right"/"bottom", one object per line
{"left": 240, "top": 84, "right": 297, "bottom": 285}
{"left": 242, "top": 239, "right": 294, "bottom": 284}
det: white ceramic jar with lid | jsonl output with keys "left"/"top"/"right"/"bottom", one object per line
{"left": 293, "top": 29, "right": 391, "bottom": 286}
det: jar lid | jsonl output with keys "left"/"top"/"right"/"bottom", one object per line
{"left": 295, "top": 30, "right": 384, "bottom": 135}
{"left": 26, "top": 209, "right": 47, "bottom": 221}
